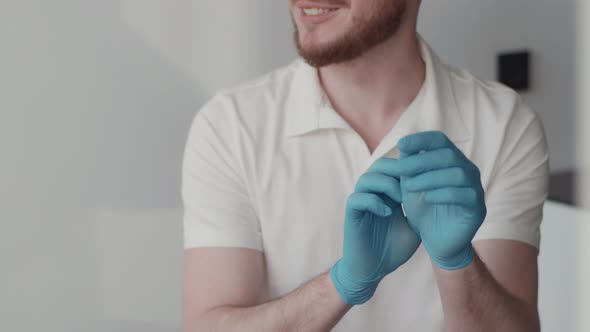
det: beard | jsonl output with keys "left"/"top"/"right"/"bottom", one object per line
{"left": 294, "top": 1, "right": 408, "bottom": 68}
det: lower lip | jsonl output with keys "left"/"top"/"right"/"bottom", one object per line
{"left": 299, "top": 8, "right": 340, "bottom": 24}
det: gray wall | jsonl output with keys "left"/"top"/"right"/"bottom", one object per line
{"left": 1, "top": 1, "right": 188, "bottom": 330}
{"left": 0, "top": 1, "right": 294, "bottom": 331}
{"left": 0, "top": 1, "right": 580, "bottom": 331}
{"left": 577, "top": 1, "right": 590, "bottom": 327}
{"left": 419, "top": 0, "right": 576, "bottom": 171}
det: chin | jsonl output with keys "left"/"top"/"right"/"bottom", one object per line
{"left": 298, "top": 27, "right": 342, "bottom": 50}
{"left": 298, "top": 36, "right": 321, "bottom": 52}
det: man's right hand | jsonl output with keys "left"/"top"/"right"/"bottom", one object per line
{"left": 330, "top": 159, "right": 422, "bottom": 305}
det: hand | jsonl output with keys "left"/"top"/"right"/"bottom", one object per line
{"left": 331, "top": 166, "right": 421, "bottom": 305}
{"left": 371, "top": 132, "right": 486, "bottom": 270}
{"left": 399, "top": 131, "right": 486, "bottom": 270}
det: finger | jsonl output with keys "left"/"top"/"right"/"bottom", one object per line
{"left": 346, "top": 192, "right": 392, "bottom": 218}
{"left": 403, "top": 167, "right": 474, "bottom": 192}
{"left": 355, "top": 172, "right": 402, "bottom": 203}
{"left": 423, "top": 187, "right": 479, "bottom": 207}
{"left": 369, "top": 157, "right": 399, "bottom": 176}
{"left": 371, "top": 148, "right": 467, "bottom": 178}
{"left": 397, "top": 131, "right": 455, "bottom": 155}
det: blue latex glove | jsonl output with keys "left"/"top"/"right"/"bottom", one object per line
{"left": 331, "top": 168, "right": 421, "bottom": 305}
{"left": 372, "top": 131, "right": 487, "bottom": 270}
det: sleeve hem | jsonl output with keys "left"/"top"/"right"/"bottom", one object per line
{"left": 473, "top": 219, "right": 540, "bottom": 250}
{"left": 183, "top": 229, "right": 263, "bottom": 252}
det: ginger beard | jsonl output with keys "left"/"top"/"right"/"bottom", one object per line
{"left": 293, "top": 0, "right": 408, "bottom": 68}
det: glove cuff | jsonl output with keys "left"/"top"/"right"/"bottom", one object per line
{"left": 428, "top": 244, "right": 475, "bottom": 271}
{"left": 330, "top": 259, "right": 381, "bottom": 305}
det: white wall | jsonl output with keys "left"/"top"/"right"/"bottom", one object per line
{"left": 419, "top": 0, "right": 576, "bottom": 171}
{"left": 0, "top": 1, "right": 294, "bottom": 331}
{"left": 0, "top": 0, "right": 293, "bottom": 331}
{"left": 0, "top": 1, "right": 191, "bottom": 330}
{"left": 0, "top": 1, "right": 580, "bottom": 331}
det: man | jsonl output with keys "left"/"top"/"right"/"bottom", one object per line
{"left": 182, "top": 0, "right": 548, "bottom": 331}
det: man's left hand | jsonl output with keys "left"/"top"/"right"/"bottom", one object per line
{"left": 373, "top": 131, "right": 487, "bottom": 270}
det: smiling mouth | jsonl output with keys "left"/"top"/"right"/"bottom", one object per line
{"left": 302, "top": 7, "right": 338, "bottom": 16}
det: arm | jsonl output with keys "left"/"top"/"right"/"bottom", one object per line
{"left": 375, "top": 130, "right": 544, "bottom": 331}
{"left": 184, "top": 165, "right": 422, "bottom": 331}
{"left": 182, "top": 105, "right": 351, "bottom": 331}
{"left": 434, "top": 241, "right": 539, "bottom": 332}
{"left": 431, "top": 106, "right": 546, "bottom": 331}
{"left": 183, "top": 247, "right": 350, "bottom": 332}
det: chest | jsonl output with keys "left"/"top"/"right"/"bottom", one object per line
{"left": 256, "top": 131, "right": 368, "bottom": 253}
{"left": 247, "top": 126, "right": 488, "bottom": 293}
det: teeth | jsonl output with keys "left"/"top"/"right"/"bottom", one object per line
{"left": 303, "top": 8, "right": 333, "bottom": 16}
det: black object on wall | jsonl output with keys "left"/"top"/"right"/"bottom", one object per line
{"left": 497, "top": 50, "right": 531, "bottom": 91}
{"left": 549, "top": 170, "right": 578, "bottom": 206}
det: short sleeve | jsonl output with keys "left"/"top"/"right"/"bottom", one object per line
{"left": 474, "top": 100, "right": 549, "bottom": 250}
{"left": 181, "top": 95, "right": 262, "bottom": 251}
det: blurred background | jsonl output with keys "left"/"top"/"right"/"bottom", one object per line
{"left": 0, "top": 0, "right": 588, "bottom": 331}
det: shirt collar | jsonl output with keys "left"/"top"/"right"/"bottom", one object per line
{"left": 284, "top": 36, "right": 471, "bottom": 145}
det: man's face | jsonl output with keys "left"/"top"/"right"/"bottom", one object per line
{"left": 290, "top": 0, "right": 408, "bottom": 67}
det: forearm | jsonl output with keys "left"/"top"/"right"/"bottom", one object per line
{"left": 188, "top": 272, "right": 351, "bottom": 332}
{"left": 434, "top": 251, "right": 539, "bottom": 332}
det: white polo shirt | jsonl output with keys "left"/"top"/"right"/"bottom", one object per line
{"left": 182, "top": 38, "right": 549, "bottom": 331}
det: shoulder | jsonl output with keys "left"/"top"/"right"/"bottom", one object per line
{"left": 439, "top": 64, "right": 547, "bottom": 185}
{"left": 445, "top": 65, "right": 544, "bottom": 144}
{"left": 448, "top": 65, "right": 539, "bottom": 124}
{"left": 196, "top": 60, "right": 302, "bottom": 126}
{"left": 186, "top": 60, "right": 302, "bottom": 167}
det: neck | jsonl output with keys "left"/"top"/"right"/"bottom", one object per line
{"left": 318, "top": 30, "right": 425, "bottom": 128}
